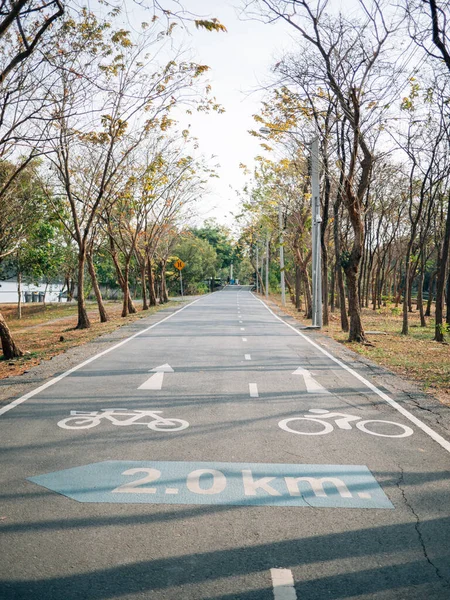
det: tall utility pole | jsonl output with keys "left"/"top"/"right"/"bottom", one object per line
{"left": 265, "top": 238, "right": 269, "bottom": 298}
{"left": 256, "top": 246, "right": 259, "bottom": 293}
{"left": 311, "top": 136, "right": 322, "bottom": 328}
{"left": 279, "top": 204, "right": 286, "bottom": 306}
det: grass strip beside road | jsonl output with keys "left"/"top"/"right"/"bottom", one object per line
{"left": 0, "top": 300, "right": 183, "bottom": 379}
{"left": 267, "top": 294, "right": 450, "bottom": 406}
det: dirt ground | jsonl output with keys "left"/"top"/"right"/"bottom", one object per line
{"left": 268, "top": 294, "right": 450, "bottom": 406}
{"left": 0, "top": 300, "right": 180, "bottom": 379}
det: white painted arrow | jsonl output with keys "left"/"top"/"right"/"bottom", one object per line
{"left": 292, "top": 367, "right": 331, "bottom": 394}
{"left": 138, "top": 364, "right": 174, "bottom": 390}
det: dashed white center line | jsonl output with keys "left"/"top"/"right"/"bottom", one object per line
{"left": 242, "top": 337, "right": 247, "bottom": 342}
{"left": 271, "top": 568, "right": 297, "bottom": 600}
{"left": 239, "top": 320, "right": 243, "bottom": 323}
{"left": 240, "top": 327, "right": 245, "bottom": 331}
{"left": 249, "top": 383, "right": 259, "bottom": 397}
{"left": 245, "top": 354, "right": 251, "bottom": 360}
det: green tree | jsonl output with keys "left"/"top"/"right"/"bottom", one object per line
{"left": 171, "top": 234, "right": 217, "bottom": 294}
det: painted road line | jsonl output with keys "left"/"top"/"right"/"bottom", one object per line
{"left": 253, "top": 293, "right": 450, "bottom": 455}
{"left": 0, "top": 299, "right": 201, "bottom": 417}
{"left": 241, "top": 328, "right": 245, "bottom": 331}
{"left": 271, "top": 569, "right": 297, "bottom": 600}
{"left": 239, "top": 320, "right": 243, "bottom": 323}
{"left": 242, "top": 338, "right": 247, "bottom": 342}
{"left": 292, "top": 367, "right": 330, "bottom": 394}
{"left": 138, "top": 364, "right": 174, "bottom": 390}
{"left": 28, "top": 460, "right": 394, "bottom": 508}
{"left": 245, "top": 354, "right": 251, "bottom": 360}
{"left": 249, "top": 383, "right": 259, "bottom": 398}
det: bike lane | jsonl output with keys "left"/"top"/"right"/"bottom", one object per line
{"left": 0, "top": 288, "right": 450, "bottom": 599}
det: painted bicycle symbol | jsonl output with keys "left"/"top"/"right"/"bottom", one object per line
{"left": 57, "top": 409, "right": 189, "bottom": 432}
{"left": 279, "top": 409, "right": 413, "bottom": 438}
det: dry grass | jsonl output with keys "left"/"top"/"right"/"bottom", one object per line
{"left": 0, "top": 300, "right": 181, "bottom": 379}
{"left": 267, "top": 294, "right": 450, "bottom": 406}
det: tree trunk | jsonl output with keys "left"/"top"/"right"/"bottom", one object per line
{"left": 141, "top": 263, "right": 149, "bottom": 310}
{"left": 333, "top": 198, "right": 349, "bottom": 332}
{"left": 147, "top": 256, "right": 157, "bottom": 306}
{"left": 425, "top": 270, "right": 436, "bottom": 317}
{"left": 160, "top": 261, "right": 169, "bottom": 303}
{"left": 445, "top": 269, "right": 450, "bottom": 323}
{"left": 434, "top": 193, "right": 450, "bottom": 341}
{"left": 344, "top": 265, "right": 365, "bottom": 342}
{"left": 417, "top": 252, "right": 426, "bottom": 327}
{"left": 337, "top": 262, "right": 348, "bottom": 331}
{"left": 417, "top": 269, "right": 426, "bottom": 327}
{"left": 401, "top": 251, "right": 411, "bottom": 335}
{"left": 329, "top": 263, "right": 335, "bottom": 313}
{"left": 322, "top": 244, "right": 329, "bottom": 326}
{"left": 0, "top": 312, "right": 23, "bottom": 359}
{"left": 122, "top": 264, "right": 130, "bottom": 317}
{"left": 87, "top": 252, "right": 109, "bottom": 323}
{"left": 295, "top": 265, "right": 301, "bottom": 310}
{"left": 76, "top": 251, "right": 91, "bottom": 329}
{"left": 408, "top": 272, "right": 414, "bottom": 313}
{"left": 17, "top": 269, "right": 22, "bottom": 320}
{"left": 69, "top": 278, "right": 75, "bottom": 302}
{"left": 284, "top": 272, "right": 296, "bottom": 305}
{"left": 446, "top": 267, "right": 450, "bottom": 324}
{"left": 342, "top": 187, "right": 366, "bottom": 342}
{"left": 301, "top": 269, "right": 312, "bottom": 319}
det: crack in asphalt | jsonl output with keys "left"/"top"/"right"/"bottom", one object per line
{"left": 396, "top": 466, "right": 450, "bottom": 588}
{"left": 400, "top": 391, "right": 448, "bottom": 431}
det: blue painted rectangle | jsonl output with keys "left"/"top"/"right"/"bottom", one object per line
{"left": 28, "top": 460, "right": 393, "bottom": 509}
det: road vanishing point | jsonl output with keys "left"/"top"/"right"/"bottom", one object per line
{"left": 1, "top": 287, "right": 450, "bottom": 599}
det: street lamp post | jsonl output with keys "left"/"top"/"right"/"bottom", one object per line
{"left": 259, "top": 127, "right": 322, "bottom": 327}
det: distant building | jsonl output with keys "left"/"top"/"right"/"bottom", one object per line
{"left": 0, "top": 279, "right": 67, "bottom": 304}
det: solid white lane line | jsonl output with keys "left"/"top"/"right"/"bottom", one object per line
{"left": 271, "top": 568, "right": 297, "bottom": 600}
{"left": 253, "top": 294, "right": 450, "bottom": 455}
{"left": 242, "top": 338, "right": 247, "bottom": 342}
{"left": 245, "top": 354, "right": 251, "bottom": 360}
{"left": 249, "top": 383, "right": 259, "bottom": 398}
{"left": 0, "top": 299, "right": 202, "bottom": 417}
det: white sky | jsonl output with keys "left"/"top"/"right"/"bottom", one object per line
{"left": 117, "top": 0, "right": 376, "bottom": 229}
{"left": 160, "top": 0, "right": 295, "bottom": 228}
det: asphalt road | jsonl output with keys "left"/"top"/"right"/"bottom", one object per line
{"left": 1, "top": 287, "right": 450, "bottom": 599}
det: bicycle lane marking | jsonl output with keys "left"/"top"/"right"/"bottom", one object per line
{"left": 0, "top": 298, "right": 202, "bottom": 417}
{"left": 56, "top": 409, "right": 189, "bottom": 432}
{"left": 252, "top": 293, "right": 450, "bottom": 455}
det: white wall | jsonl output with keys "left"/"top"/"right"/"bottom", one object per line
{"left": 0, "top": 280, "right": 67, "bottom": 304}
